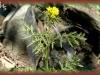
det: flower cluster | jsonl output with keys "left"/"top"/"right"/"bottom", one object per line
{"left": 46, "top": 6, "right": 59, "bottom": 19}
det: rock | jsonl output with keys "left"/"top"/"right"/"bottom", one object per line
{"left": 64, "top": 6, "right": 100, "bottom": 69}
{"left": 2, "top": 4, "right": 38, "bottom": 69}
{"left": 0, "top": 56, "right": 16, "bottom": 69}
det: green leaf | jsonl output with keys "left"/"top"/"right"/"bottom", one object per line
{"left": 19, "top": 19, "right": 30, "bottom": 29}
{"left": 51, "top": 42, "right": 55, "bottom": 49}
{"left": 23, "top": 35, "right": 33, "bottom": 39}
{"left": 67, "top": 37, "right": 73, "bottom": 47}
{"left": 59, "top": 61, "right": 63, "bottom": 69}
{"left": 30, "top": 25, "right": 34, "bottom": 34}
{"left": 27, "top": 40, "right": 37, "bottom": 47}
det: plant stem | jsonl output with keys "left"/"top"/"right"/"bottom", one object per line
{"left": 45, "top": 46, "right": 49, "bottom": 71}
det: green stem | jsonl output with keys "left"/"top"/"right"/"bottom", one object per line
{"left": 45, "top": 46, "right": 49, "bottom": 71}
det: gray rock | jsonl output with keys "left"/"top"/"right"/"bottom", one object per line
{"left": 3, "top": 4, "right": 38, "bottom": 69}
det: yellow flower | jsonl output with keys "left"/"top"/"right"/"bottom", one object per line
{"left": 46, "top": 6, "right": 59, "bottom": 19}
{"left": 46, "top": 6, "right": 52, "bottom": 12}
{"left": 50, "top": 14, "right": 56, "bottom": 19}
{"left": 52, "top": 7, "right": 59, "bottom": 15}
